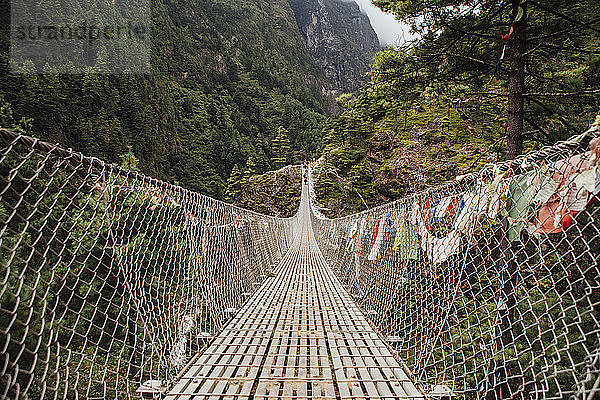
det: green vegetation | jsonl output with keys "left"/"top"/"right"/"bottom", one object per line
{"left": 272, "top": 126, "right": 292, "bottom": 169}
{"left": 236, "top": 165, "right": 302, "bottom": 217}
{"left": 0, "top": 139, "right": 158, "bottom": 396}
{"left": 314, "top": 0, "right": 600, "bottom": 217}
{"left": 1, "top": 0, "right": 599, "bottom": 398}
{"left": 0, "top": 0, "right": 328, "bottom": 198}
{"left": 225, "top": 164, "right": 243, "bottom": 201}
{"left": 314, "top": 78, "right": 508, "bottom": 216}
{"left": 0, "top": 112, "right": 292, "bottom": 395}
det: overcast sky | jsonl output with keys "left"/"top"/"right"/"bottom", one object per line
{"left": 346, "top": 0, "right": 415, "bottom": 47}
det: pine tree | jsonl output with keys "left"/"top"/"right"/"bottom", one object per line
{"left": 0, "top": 98, "right": 33, "bottom": 132}
{"left": 241, "top": 156, "right": 257, "bottom": 188}
{"left": 120, "top": 146, "right": 140, "bottom": 171}
{"left": 279, "top": 127, "right": 291, "bottom": 166}
{"left": 272, "top": 126, "right": 291, "bottom": 169}
{"left": 225, "top": 164, "right": 243, "bottom": 201}
{"left": 372, "top": 0, "right": 600, "bottom": 157}
{"left": 0, "top": 97, "right": 15, "bottom": 128}
{"left": 272, "top": 130, "right": 281, "bottom": 167}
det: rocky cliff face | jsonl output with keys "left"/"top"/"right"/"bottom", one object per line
{"left": 288, "top": 0, "right": 381, "bottom": 96}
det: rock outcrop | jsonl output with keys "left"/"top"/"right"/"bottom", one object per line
{"left": 289, "top": 0, "right": 381, "bottom": 95}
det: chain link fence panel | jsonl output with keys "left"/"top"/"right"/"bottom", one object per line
{"left": 311, "top": 121, "right": 600, "bottom": 400}
{"left": 0, "top": 129, "right": 297, "bottom": 399}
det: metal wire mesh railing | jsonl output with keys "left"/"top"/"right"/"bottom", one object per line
{"left": 310, "top": 119, "right": 600, "bottom": 399}
{"left": 0, "top": 129, "right": 297, "bottom": 399}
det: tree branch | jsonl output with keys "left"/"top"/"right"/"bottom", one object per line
{"left": 528, "top": 0, "right": 600, "bottom": 35}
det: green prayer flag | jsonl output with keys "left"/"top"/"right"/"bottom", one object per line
{"left": 507, "top": 171, "right": 534, "bottom": 242}
{"left": 398, "top": 223, "right": 419, "bottom": 260}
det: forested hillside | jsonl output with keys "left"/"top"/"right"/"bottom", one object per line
{"left": 313, "top": 0, "right": 600, "bottom": 216}
{"left": 0, "top": 0, "right": 378, "bottom": 198}
{"left": 2, "top": 0, "right": 598, "bottom": 215}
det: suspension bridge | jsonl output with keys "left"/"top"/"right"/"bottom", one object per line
{"left": 0, "top": 123, "right": 599, "bottom": 400}
{"left": 165, "top": 183, "right": 423, "bottom": 399}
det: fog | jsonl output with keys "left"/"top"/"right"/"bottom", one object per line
{"left": 343, "top": 0, "right": 414, "bottom": 47}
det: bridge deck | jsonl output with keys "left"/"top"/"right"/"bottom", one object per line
{"left": 165, "top": 185, "right": 424, "bottom": 400}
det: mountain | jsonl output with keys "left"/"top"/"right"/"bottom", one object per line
{"left": 0, "top": 0, "right": 380, "bottom": 198}
{"left": 289, "top": 0, "right": 381, "bottom": 97}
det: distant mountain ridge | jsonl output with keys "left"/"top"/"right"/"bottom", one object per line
{"left": 289, "top": 0, "right": 381, "bottom": 96}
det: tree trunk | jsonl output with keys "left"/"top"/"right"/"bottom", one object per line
{"left": 506, "top": 0, "right": 527, "bottom": 160}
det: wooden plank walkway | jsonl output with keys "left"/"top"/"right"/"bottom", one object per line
{"left": 165, "top": 184, "right": 425, "bottom": 400}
